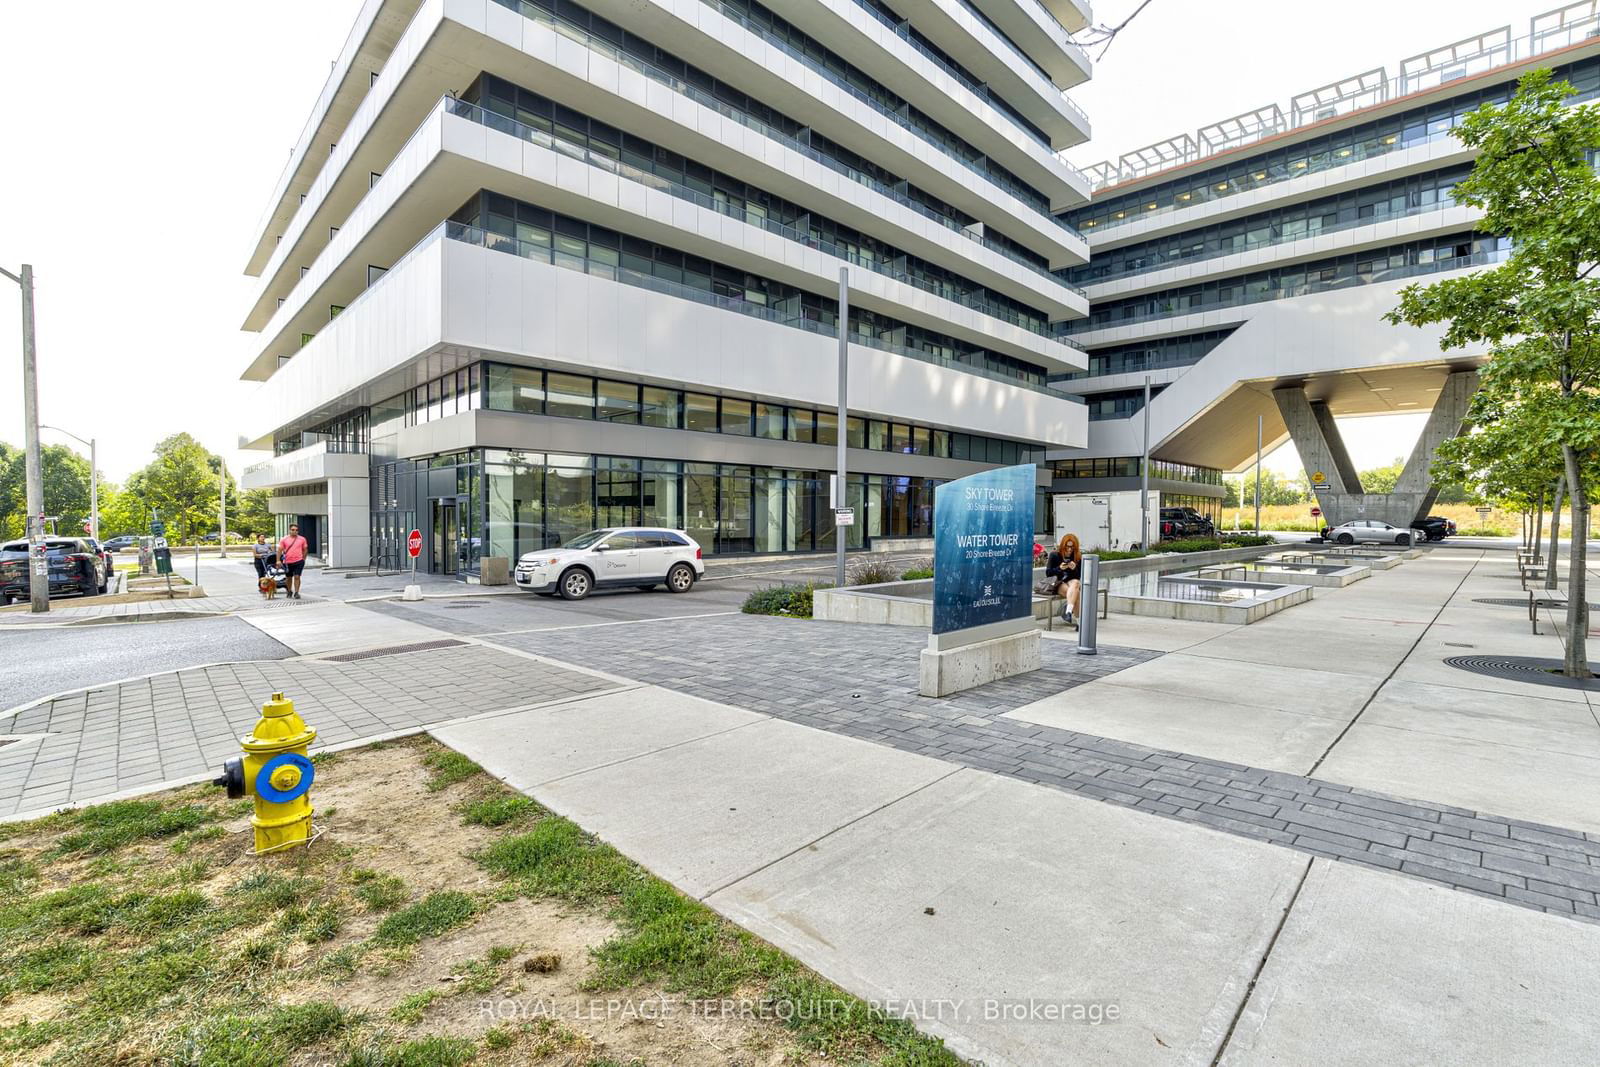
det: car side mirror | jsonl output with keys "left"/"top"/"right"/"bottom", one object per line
{"left": 592, "top": 544, "right": 607, "bottom": 552}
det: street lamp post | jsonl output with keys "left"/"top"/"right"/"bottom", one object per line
{"left": 1, "top": 263, "right": 46, "bottom": 614}
{"left": 40, "top": 425, "right": 96, "bottom": 543}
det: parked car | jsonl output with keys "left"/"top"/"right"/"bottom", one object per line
{"left": 515, "top": 528, "right": 705, "bottom": 600}
{"left": 0, "top": 537, "right": 107, "bottom": 603}
{"left": 84, "top": 537, "right": 114, "bottom": 578}
{"left": 1325, "top": 520, "right": 1426, "bottom": 546}
{"left": 1159, "top": 507, "right": 1215, "bottom": 540}
{"left": 1417, "top": 515, "right": 1457, "bottom": 541}
{"left": 102, "top": 535, "right": 138, "bottom": 552}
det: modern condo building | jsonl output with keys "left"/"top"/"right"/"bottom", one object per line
{"left": 237, "top": 0, "right": 1095, "bottom": 571}
{"left": 1047, "top": 3, "right": 1600, "bottom": 542}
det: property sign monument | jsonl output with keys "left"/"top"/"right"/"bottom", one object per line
{"left": 932, "top": 463, "right": 1035, "bottom": 634}
{"left": 921, "top": 463, "right": 1041, "bottom": 696}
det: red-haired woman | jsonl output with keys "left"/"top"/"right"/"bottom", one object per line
{"left": 1046, "top": 532, "right": 1082, "bottom": 625}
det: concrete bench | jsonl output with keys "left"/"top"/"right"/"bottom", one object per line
{"left": 1043, "top": 582, "right": 1109, "bottom": 631}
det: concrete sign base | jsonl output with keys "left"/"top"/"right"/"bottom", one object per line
{"left": 920, "top": 626, "right": 1041, "bottom": 697}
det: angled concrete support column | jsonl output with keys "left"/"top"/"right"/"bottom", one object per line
{"left": 1273, "top": 386, "right": 1361, "bottom": 494}
{"left": 1394, "top": 371, "right": 1480, "bottom": 512}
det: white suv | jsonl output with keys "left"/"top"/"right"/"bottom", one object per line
{"left": 515, "top": 528, "right": 705, "bottom": 600}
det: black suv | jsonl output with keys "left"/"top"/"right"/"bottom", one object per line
{"left": 1416, "top": 516, "right": 1456, "bottom": 542}
{"left": 1159, "top": 507, "right": 1215, "bottom": 540}
{"left": 0, "top": 537, "right": 107, "bottom": 604}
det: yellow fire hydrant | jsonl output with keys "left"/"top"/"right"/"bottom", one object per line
{"left": 213, "top": 691, "right": 318, "bottom": 854}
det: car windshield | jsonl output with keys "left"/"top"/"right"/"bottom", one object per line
{"left": 561, "top": 530, "right": 614, "bottom": 550}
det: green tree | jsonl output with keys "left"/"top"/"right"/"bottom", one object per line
{"left": 131, "top": 433, "right": 234, "bottom": 544}
{"left": 1359, "top": 457, "right": 1406, "bottom": 495}
{"left": 236, "top": 489, "right": 275, "bottom": 537}
{"left": 0, "top": 442, "right": 93, "bottom": 539}
{"left": 1387, "top": 70, "right": 1600, "bottom": 677}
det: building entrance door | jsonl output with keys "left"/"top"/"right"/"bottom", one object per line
{"left": 431, "top": 499, "right": 458, "bottom": 575}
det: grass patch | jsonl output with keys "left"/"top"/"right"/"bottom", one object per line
{"left": 422, "top": 750, "right": 482, "bottom": 791}
{"left": 390, "top": 989, "right": 441, "bottom": 1024}
{"left": 374, "top": 891, "right": 477, "bottom": 946}
{"left": 169, "top": 1002, "right": 359, "bottom": 1066}
{"left": 460, "top": 792, "right": 535, "bottom": 828}
{"left": 341, "top": 1034, "right": 478, "bottom": 1067}
{"left": 477, "top": 819, "right": 636, "bottom": 900}
{"left": 351, "top": 868, "right": 408, "bottom": 912}
{"left": 846, "top": 558, "right": 902, "bottom": 586}
{"left": 899, "top": 567, "right": 934, "bottom": 580}
{"left": 740, "top": 583, "right": 821, "bottom": 618}
{"left": 54, "top": 800, "right": 216, "bottom": 855}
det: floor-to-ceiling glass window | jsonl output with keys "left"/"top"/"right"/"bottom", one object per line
{"left": 718, "top": 467, "right": 755, "bottom": 553}
{"left": 753, "top": 469, "right": 786, "bottom": 554}
{"left": 685, "top": 463, "right": 718, "bottom": 551}
{"left": 545, "top": 455, "right": 594, "bottom": 545}
{"left": 485, "top": 449, "right": 547, "bottom": 559}
{"left": 596, "top": 456, "right": 641, "bottom": 527}
{"left": 641, "top": 460, "right": 681, "bottom": 529}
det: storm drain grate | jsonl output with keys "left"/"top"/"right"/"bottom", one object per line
{"left": 323, "top": 638, "right": 467, "bottom": 662}
{"left": 442, "top": 602, "right": 486, "bottom": 610}
{"left": 1442, "top": 655, "right": 1600, "bottom": 691}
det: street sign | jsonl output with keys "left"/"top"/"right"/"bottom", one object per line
{"left": 407, "top": 529, "right": 423, "bottom": 558}
{"left": 833, "top": 508, "right": 855, "bottom": 527}
{"left": 149, "top": 520, "right": 166, "bottom": 537}
{"left": 1310, "top": 507, "right": 1322, "bottom": 518}
{"left": 1311, "top": 470, "right": 1327, "bottom": 485}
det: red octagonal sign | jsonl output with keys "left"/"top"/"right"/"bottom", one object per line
{"left": 407, "top": 529, "right": 423, "bottom": 558}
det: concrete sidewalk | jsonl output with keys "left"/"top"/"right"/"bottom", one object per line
{"left": 433, "top": 681, "right": 1600, "bottom": 1066}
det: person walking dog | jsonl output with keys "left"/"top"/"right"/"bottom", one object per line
{"left": 251, "top": 534, "right": 273, "bottom": 580}
{"left": 1046, "top": 532, "right": 1082, "bottom": 626}
{"left": 278, "top": 524, "right": 310, "bottom": 600}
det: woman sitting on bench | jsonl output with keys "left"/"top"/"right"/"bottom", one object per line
{"left": 1046, "top": 533, "right": 1082, "bottom": 625}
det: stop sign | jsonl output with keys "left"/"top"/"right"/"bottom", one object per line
{"left": 407, "top": 529, "right": 423, "bottom": 558}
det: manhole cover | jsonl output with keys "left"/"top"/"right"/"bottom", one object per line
{"left": 1443, "top": 655, "right": 1600, "bottom": 691}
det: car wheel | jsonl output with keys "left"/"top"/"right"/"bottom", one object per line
{"left": 558, "top": 568, "right": 592, "bottom": 601}
{"left": 1337, "top": 533, "right": 1355, "bottom": 545}
{"left": 1396, "top": 535, "right": 1409, "bottom": 545}
{"left": 80, "top": 579, "right": 98, "bottom": 597}
{"left": 666, "top": 563, "right": 695, "bottom": 593}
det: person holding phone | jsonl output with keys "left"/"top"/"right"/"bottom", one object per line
{"left": 1046, "top": 532, "right": 1082, "bottom": 625}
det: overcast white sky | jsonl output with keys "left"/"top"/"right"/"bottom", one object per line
{"left": 0, "top": 0, "right": 1553, "bottom": 482}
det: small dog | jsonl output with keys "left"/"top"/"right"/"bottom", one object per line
{"left": 258, "top": 574, "right": 278, "bottom": 600}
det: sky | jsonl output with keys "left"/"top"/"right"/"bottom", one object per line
{"left": 0, "top": 0, "right": 1555, "bottom": 483}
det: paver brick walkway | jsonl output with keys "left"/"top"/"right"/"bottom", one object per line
{"left": 488, "top": 614, "right": 1600, "bottom": 923}
{"left": 0, "top": 643, "right": 615, "bottom": 817}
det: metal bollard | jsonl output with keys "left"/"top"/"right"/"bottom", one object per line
{"left": 1076, "top": 554, "right": 1099, "bottom": 655}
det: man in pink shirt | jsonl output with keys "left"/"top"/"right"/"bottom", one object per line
{"left": 278, "top": 523, "right": 310, "bottom": 599}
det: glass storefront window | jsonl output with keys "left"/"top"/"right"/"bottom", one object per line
{"left": 545, "top": 456, "right": 595, "bottom": 544}
{"left": 721, "top": 397, "right": 753, "bottom": 436}
{"left": 546, "top": 373, "right": 595, "bottom": 420}
{"left": 642, "top": 386, "right": 681, "bottom": 428}
{"left": 868, "top": 420, "right": 888, "bottom": 451}
{"left": 788, "top": 409, "right": 814, "bottom": 443}
{"left": 685, "top": 393, "right": 717, "bottom": 433}
{"left": 486, "top": 365, "right": 543, "bottom": 414}
{"left": 756, "top": 403, "right": 784, "bottom": 439}
{"left": 596, "top": 380, "right": 640, "bottom": 424}
{"left": 846, "top": 417, "right": 866, "bottom": 449}
{"left": 816, "top": 411, "right": 838, "bottom": 447}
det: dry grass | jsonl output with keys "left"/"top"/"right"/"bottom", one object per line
{"left": 0, "top": 738, "right": 959, "bottom": 1067}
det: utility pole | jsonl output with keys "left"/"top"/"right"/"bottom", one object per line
{"left": 2, "top": 263, "right": 47, "bottom": 614}
{"left": 219, "top": 457, "right": 228, "bottom": 559}
{"left": 1254, "top": 414, "right": 1264, "bottom": 537}
{"left": 1139, "top": 375, "right": 1151, "bottom": 548}
{"left": 41, "top": 426, "right": 96, "bottom": 543}
{"left": 834, "top": 267, "right": 849, "bottom": 589}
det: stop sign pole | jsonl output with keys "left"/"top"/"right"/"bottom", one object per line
{"left": 407, "top": 528, "right": 422, "bottom": 583}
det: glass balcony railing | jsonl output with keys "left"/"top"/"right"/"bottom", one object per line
{"left": 1062, "top": 242, "right": 1511, "bottom": 334}
{"left": 447, "top": 98, "right": 1067, "bottom": 335}
{"left": 693, "top": 0, "right": 1082, "bottom": 227}
{"left": 488, "top": 0, "right": 1085, "bottom": 273}
{"left": 443, "top": 220, "right": 1070, "bottom": 392}
{"left": 847, "top": 0, "right": 1090, "bottom": 138}
{"left": 1076, "top": 191, "right": 1473, "bottom": 286}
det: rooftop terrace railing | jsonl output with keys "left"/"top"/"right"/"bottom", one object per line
{"left": 1078, "top": 0, "right": 1600, "bottom": 192}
